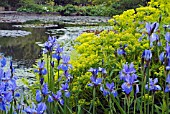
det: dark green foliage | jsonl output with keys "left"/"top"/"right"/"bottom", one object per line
{"left": 112, "top": 0, "right": 146, "bottom": 13}
{"left": 17, "top": 4, "right": 119, "bottom": 16}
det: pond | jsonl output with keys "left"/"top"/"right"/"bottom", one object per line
{"left": 0, "top": 17, "right": 112, "bottom": 88}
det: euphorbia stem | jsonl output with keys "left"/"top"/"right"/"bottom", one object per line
{"left": 93, "top": 87, "right": 96, "bottom": 114}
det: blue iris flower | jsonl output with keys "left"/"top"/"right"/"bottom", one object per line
{"left": 98, "top": 67, "right": 107, "bottom": 74}
{"left": 135, "top": 84, "right": 139, "bottom": 95}
{"left": 43, "top": 36, "right": 57, "bottom": 53}
{"left": 52, "top": 91, "right": 64, "bottom": 105}
{"left": 58, "top": 56, "right": 72, "bottom": 71}
{"left": 0, "top": 56, "right": 6, "bottom": 67}
{"left": 165, "top": 32, "right": 170, "bottom": 42}
{"left": 1, "top": 70, "right": 11, "bottom": 81}
{"left": 165, "top": 74, "right": 170, "bottom": 92}
{"left": 88, "top": 68, "right": 99, "bottom": 77}
{"left": 117, "top": 44, "right": 127, "bottom": 56}
{"left": 4, "top": 91, "right": 13, "bottom": 102}
{"left": 166, "top": 43, "right": 170, "bottom": 58}
{"left": 117, "top": 49, "right": 126, "bottom": 55}
{"left": 159, "top": 52, "right": 164, "bottom": 63}
{"left": 166, "top": 59, "right": 170, "bottom": 71}
{"left": 62, "top": 56, "right": 70, "bottom": 64}
{"left": 142, "top": 49, "right": 152, "bottom": 61}
{"left": 36, "top": 90, "right": 42, "bottom": 103}
{"left": 48, "top": 95, "right": 54, "bottom": 102}
{"left": 121, "top": 75, "right": 136, "bottom": 94}
{"left": 52, "top": 45, "right": 63, "bottom": 61}
{"left": 42, "top": 83, "right": 49, "bottom": 95}
{"left": 119, "top": 62, "right": 137, "bottom": 81}
{"left": 25, "top": 102, "right": 47, "bottom": 114}
{"left": 139, "top": 22, "right": 160, "bottom": 46}
{"left": 100, "top": 86, "right": 109, "bottom": 96}
{"left": 34, "top": 60, "right": 47, "bottom": 76}
{"left": 145, "top": 22, "right": 159, "bottom": 37}
{"left": 60, "top": 83, "right": 70, "bottom": 98}
{"left": 8, "top": 78, "right": 17, "bottom": 91}
{"left": 0, "top": 101, "right": 6, "bottom": 111}
{"left": 106, "top": 82, "right": 118, "bottom": 97}
{"left": 150, "top": 33, "right": 160, "bottom": 47}
{"left": 63, "top": 71, "right": 73, "bottom": 82}
{"left": 145, "top": 78, "right": 161, "bottom": 91}
{"left": 88, "top": 76, "right": 102, "bottom": 87}
{"left": 37, "top": 102, "right": 47, "bottom": 114}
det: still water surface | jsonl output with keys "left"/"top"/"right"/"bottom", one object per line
{"left": 0, "top": 22, "right": 48, "bottom": 68}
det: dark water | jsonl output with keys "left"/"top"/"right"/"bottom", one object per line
{"left": 0, "top": 21, "right": 111, "bottom": 69}
{"left": 0, "top": 22, "right": 49, "bottom": 67}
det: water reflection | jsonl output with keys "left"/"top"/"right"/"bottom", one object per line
{"left": 0, "top": 22, "right": 112, "bottom": 68}
{"left": 0, "top": 23, "right": 48, "bottom": 67}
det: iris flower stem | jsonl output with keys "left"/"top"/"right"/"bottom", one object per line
{"left": 49, "top": 54, "right": 53, "bottom": 91}
{"left": 10, "top": 100, "right": 13, "bottom": 114}
{"left": 140, "top": 66, "right": 146, "bottom": 114}
{"left": 55, "top": 102, "right": 58, "bottom": 113}
{"left": 147, "top": 65, "right": 150, "bottom": 114}
{"left": 134, "top": 96, "right": 136, "bottom": 114}
{"left": 93, "top": 86, "right": 96, "bottom": 114}
{"left": 51, "top": 67, "right": 54, "bottom": 91}
{"left": 53, "top": 102, "right": 58, "bottom": 113}
{"left": 144, "top": 76, "right": 146, "bottom": 114}
{"left": 109, "top": 96, "right": 113, "bottom": 114}
{"left": 64, "top": 95, "right": 67, "bottom": 114}
{"left": 166, "top": 93, "right": 169, "bottom": 114}
{"left": 57, "top": 60, "right": 60, "bottom": 91}
{"left": 152, "top": 92, "right": 155, "bottom": 114}
{"left": 126, "top": 95, "right": 130, "bottom": 114}
{"left": 47, "top": 54, "right": 50, "bottom": 85}
{"left": 124, "top": 97, "right": 126, "bottom": 112}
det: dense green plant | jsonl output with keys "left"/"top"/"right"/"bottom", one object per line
{"left": 68, "top": 0, "right": 170, "bottom": 113}
{"left": 17, "top": 4, "right": 118, "bottom": 16}
{"left": 17, "top": 4, "right": 52, "bottom": 13}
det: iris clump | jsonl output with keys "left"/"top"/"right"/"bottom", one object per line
{"left": 0, "top": 55, "right": 20, "bottom": 112}
{"left": 119, "top": 63, "right": 138, "bottom": 94}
